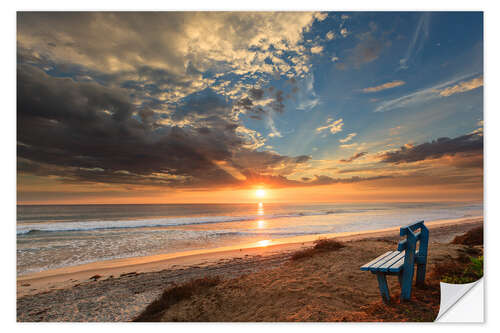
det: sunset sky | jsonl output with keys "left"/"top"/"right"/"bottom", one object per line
{"left": 17, "top": 12, "right": 483, "bottom": 204}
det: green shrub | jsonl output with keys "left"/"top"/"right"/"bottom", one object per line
{"left": 441, "top": 256, "right": 483, "bottom": 284}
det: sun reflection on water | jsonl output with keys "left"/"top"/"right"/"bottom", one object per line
{"left": 257, "top": 202, "right": 264, "bottom": 215}
{"left": 257, "top": 239, "right": 271, "bottom": 247}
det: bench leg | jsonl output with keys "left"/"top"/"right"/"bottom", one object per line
{"left": 375, "top": 273, "right": 390, "bottom": 303}
{"left": 400, "top": 266, "right": 415, "bottom": 301}
{"left": 416, "top": 263, "right": 426, "bottom": 287}
{"left": 398, "top": 272, "right": 403, "bottom": 288}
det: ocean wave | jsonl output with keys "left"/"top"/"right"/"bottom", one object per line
{"left": 214, "top": 230, "right": 322, "bottom": 237}
{"left": 16, "top": 210, "right": 341, "bottom": 235}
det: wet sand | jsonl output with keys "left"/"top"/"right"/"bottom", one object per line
{"left": 17, "top": 217, "right": 482, "bottom": 322}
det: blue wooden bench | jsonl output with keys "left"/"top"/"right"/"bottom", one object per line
{"left": 360, "top": 220, "right": 429, "bottom": 302}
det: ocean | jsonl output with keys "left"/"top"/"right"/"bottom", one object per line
{"left": 16, "top": 202, "right": 482, "bottom": 276}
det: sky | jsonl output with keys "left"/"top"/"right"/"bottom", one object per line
{"left": 16, "top": 12, "right": 483, "bottom": 204}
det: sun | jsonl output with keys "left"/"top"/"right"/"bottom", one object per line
{"left": 255, "top": 189, "right": 266, "bottom": 198}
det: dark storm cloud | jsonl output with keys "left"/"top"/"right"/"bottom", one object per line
{"left": 339, "top": 152, "right": 368, "bottom": 163}
{"left": 17, "top": 65, "right": 312, "bottom": 188}
{"left": 379, "top": 133, "right": 483, "bottom": 164}
{"left": 171, "top": 88, "right": 233, "bottom": 124}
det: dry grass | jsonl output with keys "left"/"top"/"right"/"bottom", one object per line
{"left": 133, "top": 276, "right": 220, "bottom": 322}
{"left": 332, "top": 286, "right": 441, "bottom": 322}
{"left": 291, "top": 238, "right": 345, "bottom": 261}
{"left": 451, "top": 226, "right": 483, "bottom": 246}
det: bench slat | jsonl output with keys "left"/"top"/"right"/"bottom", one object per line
{"left": 378, "top": 251, "right": 406, "bottom": 272}
{"left": 366, "top": 251, "right": 401, "bottom": 271}
{"left": 360, "top": 251, "right": 394, "bottom": 271}
{"left": 388, "top": 256, "right": 405, "bottom": 273}
{"left": 367, "top": 251, "right": 402, "bottom": 271}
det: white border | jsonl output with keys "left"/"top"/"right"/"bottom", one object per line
{"left": 3, "top": 1, "right": 499, "bottom": 332}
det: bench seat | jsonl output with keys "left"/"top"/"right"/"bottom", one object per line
{"left": 360, "top": 250, "right": 405, "bottom": 273}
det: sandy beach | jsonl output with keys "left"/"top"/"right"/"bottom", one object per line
{"left": 17, "top": 217, "right": 482, "bottom": 322}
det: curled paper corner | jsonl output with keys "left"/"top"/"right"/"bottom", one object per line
{"left": 435, "top": 278, "right": 483, "bottom": 322}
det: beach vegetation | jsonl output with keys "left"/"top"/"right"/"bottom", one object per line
{"left": 432, "top": 253, "right": 483, "bottom": 284}
{"left": 291, "top": 238, "right": 345, "bottom": 260}
{"left": 441, "top": 255, "right": 483, "bottom": 284}
{"left": 133, "top": 276, "right": 220, "bottom": 322}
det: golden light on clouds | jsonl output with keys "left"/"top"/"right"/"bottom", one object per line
{"left": 363, "top": 80, "right": 406, "bottom": 93}
{"left": 439, "top": 76, "right": 483, "bottom": 97}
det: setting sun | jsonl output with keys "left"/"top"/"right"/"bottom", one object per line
{"left": 255, "top": 189, "right": 266, "bottom": 198}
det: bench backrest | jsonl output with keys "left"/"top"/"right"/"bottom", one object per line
{"left": 397, "top": 220, "right": 429, "bottom": 268}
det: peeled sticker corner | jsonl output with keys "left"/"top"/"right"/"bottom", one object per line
{"left": 435, "top": 278, "right": 484, "bottom": 322}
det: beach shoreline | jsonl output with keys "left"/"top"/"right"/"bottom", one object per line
{"left": 17, "top": 216, "right": 482, "bottom": 299}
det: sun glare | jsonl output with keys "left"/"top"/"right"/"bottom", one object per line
{"left": 255, "top": 189, "right": 266, "bottom": 198}
{"left": 257, "top": 239, "right": 271, "bottom": 247}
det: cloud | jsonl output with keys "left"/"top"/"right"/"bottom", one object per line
{"left": 379, "top": 133, "right": 483, "bottom": 164}
{"left": 234, "top": 85, "right": 292, "bottom": 119}
{"left": 339, "top": 152, "right": 368, "bottom": 163}
{"left": 340, "top": 28, "right": 349, "bottom": 37}
{"left": 362, "top": 80, "right": 405, "bottom": 93}
{"left": 234, "top": 172, "right": 394, "bottom": 189}
{"left": 17, "top": 65, "right": 311, "bottom": 188}
{"left": 18, "top": 12, "right": 322, "bottom": 75}
{"left": 316, "top": 118, "right": 344, "bottom": 135}
{"left": 17, "top": 12, "right": 328, "bottom": 108}
{"left": 265, "top": 114, "right": 282, "bottom": 138}
{"left": 340, "top": 143, "right": 359, "bottom": 149}
{"left": 470, "top": 119, "right": 483, "bottom": 135}
{"left": 438, "top": 76, "right": 483, "bottom": 97}
{"left": 339, "top": 133, "right": 357, "bottom": 143}
{"left": 399, "top": 12, "right": 431, "bottom": 70}
{"left": 314, "top": 12, "right": 329, "bottom": 21}
{"left": 331, "top": 56, "right": 339, "bottom": 62}
{"left": 326, "top": 31, "right": 335, "bottom": 40}
{"left": 374, "top": 73, "right": 482, "bottom": 112}
{"left": 296, "top": 73, "right": 320, "bottom": 111}
{"left": 310, "top": 46, "right": 324, "bottom": 54}
{"left": 338, "top": 30, "right": 387, "bottom": 69}
{"left": 351, "top": 36, "right": 384, "bottom": 66}
{"left": 302, "top": 174, "right": 392, "bottom": 186}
